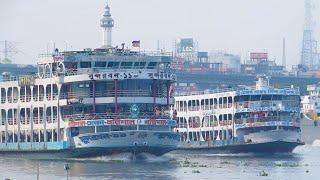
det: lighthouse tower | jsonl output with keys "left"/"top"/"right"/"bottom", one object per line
{"left": 101, "top": 1, "right": 114, "bottom": 47}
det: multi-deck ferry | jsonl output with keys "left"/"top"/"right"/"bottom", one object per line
{"left": 0, "top": 47, "right": 179, "bottom": 158}
{"left": 301, "top": 83, "right": 320, "bottom": 144}
{"left": 174, "top": 75, "right": 303, "bottom": 153}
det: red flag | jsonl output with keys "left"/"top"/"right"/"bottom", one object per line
{"left": 132, "top": 40, "right": 140, "bottom": 48}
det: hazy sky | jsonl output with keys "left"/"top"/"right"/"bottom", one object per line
{"left": 0, "top": 0, "right": 316, "bottom": 69}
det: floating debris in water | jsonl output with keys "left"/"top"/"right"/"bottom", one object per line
{"left": 179, "top": 158, "right": 207, "bottom": 168}
{"left": 259, "top": 170, "right": 268, "bottom": 176}
{"left": 192, "top": 170, "right": 201, "bottom": 173}
{"left": 220, "top": 161, "right": 230, "bottom": 164}
{"left": 274, "top": 162, "right": 299, "bottom": 167}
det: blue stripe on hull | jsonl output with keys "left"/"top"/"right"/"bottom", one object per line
{"left": 176, "top": 141, "right": 304, "bottom": 154}
{"left": 0, "top": 145, "right": 176, "bottom": 159}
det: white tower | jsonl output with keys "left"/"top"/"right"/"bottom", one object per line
{"left": 101, "top": 1, "right": 114, "bottom": 47}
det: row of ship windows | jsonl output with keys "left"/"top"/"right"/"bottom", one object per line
{"left": 175, "top": 97, "right": 233, "bottom": 111}
{"left": 176, "top": 114, "right": 233, "bottom": 128}
{"left": 0, "top": 84, "right": 59, "bottom": 103}
{"left": 0, "top": 107, "right": 59, "bottom": 125}
{"left": 179, "top": 130, "right": 233, "bottom": 142}
{"left": 79, "top": 61, "right": 159, "bottom": 69}
{"left": 0, "top": 130, "right": 61, "bottom": 143}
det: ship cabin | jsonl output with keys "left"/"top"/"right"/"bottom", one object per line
{"left": 233, "top": 76, "right": 301, "bottom": 141}
{"left": 0, "top": 47, "right": 176, "bottom": 150}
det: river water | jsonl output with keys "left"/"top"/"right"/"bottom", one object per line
{"left": 0, "top": 144, "right": 319, "bottom": 180}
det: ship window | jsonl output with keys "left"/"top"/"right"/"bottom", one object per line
{"left": 272, "top": 95, "right": 282, "bottom": 100}
{"left": 80, "top": 62, "right": 91, "bottom": 68}
{"left": 134, "top": 62, "right": 146, "bottom": 69}
{"left": 261, "top": 95, "right": 272, "bottom": 100}
{"left": 120, "top": 62, "right": 133, "bottom": 69}
{"left": 250, "top": 95, "right": 261, "bottom": 101}
{"left": 94, "top": 61, "right": 107, "bottom": 67}
{"left": 147, "top": 62, "right": 157, "bottom": 69}
{"left": 283, "top": 95, "right": 299, "bottom": 101}
{"left": 235, "top": 95, "right": 249, "bottom": 102}
{"left": 107, "top": 62, "right": 120, "bottom": 68}
{"left": 223, "top": 97, "right": 227, "bottom": 103}
{"left": 210, "top": 99, "right": 213, "bottom": 105}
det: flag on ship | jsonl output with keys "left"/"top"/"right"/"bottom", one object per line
{"left": 132, "top": 40, "right": 140, "bottom": 47}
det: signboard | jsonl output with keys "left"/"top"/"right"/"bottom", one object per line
{"left": 18, "top": 76, "right": 35, "bottom": 86}
{"left": 89, "top": 72, "right": 176, "bottom": 81}
{"left": 89, "top": 72, "right": 139, "bottom": 80}
{"left": 178, "top": 38, "right": 194, "bottom": 53}
{"left": 237, "top": 89, "right": 300, "bottom": 96}
{"left": 67, "top": 98, "right": 83, "bottom": 105}
{"left": 236, "top": 107, "right": 300, "bottom": 113}
{"left": 250, "top": 52, "right": 268, "bottom": 60}
{"left": 68, "top": 119, "right": 177, "bottom": 127}
{"left": 235, "top": 121, "right": 300, "bottom": 129}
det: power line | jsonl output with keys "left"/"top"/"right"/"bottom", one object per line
{"left": 0, "top": 40, "right": 20, "bottom": 64}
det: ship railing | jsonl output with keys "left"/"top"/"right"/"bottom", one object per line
{"left": 63, "top": 112, "right": 170, "bottom": 122}
{"left": 39, "top": 95, "right": 44, "bottom": 101}
{"left": 188, "top": 106, "right": 200, "bottom": 111}
{"left": 45, "top": 93, "right": 59, "bottom": 101}
{"left": 7, "top": 118, "right": 17, "bottom": 125}
{"left": 139, "top": 51, "right": 173, "bottom": 57}
{"left": 234, "top": 117, "right": 300, "bottom": 124}
{"left": 33, "top": 96, "right": 38, "bottom": 101}
{"left": 1, "top": 76, "right": 18, "bottom": 82}
{"left": 65, "top": 69, "right": 78, "bottom": 76}
{"left": 176, "top": 123, "right": 188, "bottom": 128}
{"left": 7, "top": 97, "right": 19, "bottom": 103}
{"left": 46, "top": 116, "right": 57, "bottom": 123}
{"left": 176, "top": 88, "right": 235, "bottom": 97}
{"left": 64, "top": 68, "right": 173, "bottom": 77}
{"left": 19, "top": 117, "right": 31, "bottom": 125}
{"left": 19, "top": 95, "right": 32, "bottom": 102}
{"left": 32, "top": 117, "right": 44, "bottom": 124}
{"left": 60, "top": 90, "right": 166, "bottom": 99}
{"left": 20, "top": 95, "right": 25, "bottom": 102}
{"left": 201, "top": 105, "right": 211, "bottom": 110}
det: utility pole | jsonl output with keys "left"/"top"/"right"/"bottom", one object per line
{"left": 282, "top": 38, "right": 286, "bottom": 70}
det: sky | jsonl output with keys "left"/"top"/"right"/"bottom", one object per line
{"left": 0, "top": 0, "right": 317, "bottom": 70}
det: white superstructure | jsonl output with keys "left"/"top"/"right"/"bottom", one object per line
{"left": 301, "top": 83, "right": 320, "bottom": 120}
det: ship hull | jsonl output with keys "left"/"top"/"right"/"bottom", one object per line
{"left": 0, "top": 130, "right": 180, "bottom": 159}
{"left": 174, "top": 140, "right": 304, "bottom": 154}
{"left": 0, "top": 146, "right": 177, "bottom": 159}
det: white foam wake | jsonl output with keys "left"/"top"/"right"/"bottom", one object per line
{"left": 312, "top": 139, "right": 320, "bottom": 147}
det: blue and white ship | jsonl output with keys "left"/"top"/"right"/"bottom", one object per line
{"left": 0, "top": 47, "right": 179, "bottom": 158}
{"left": 174, "top": 75, "right": 303, "bottom": 153}
{"left": 0, "top": 1, "right": 179, "bottom": 159}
